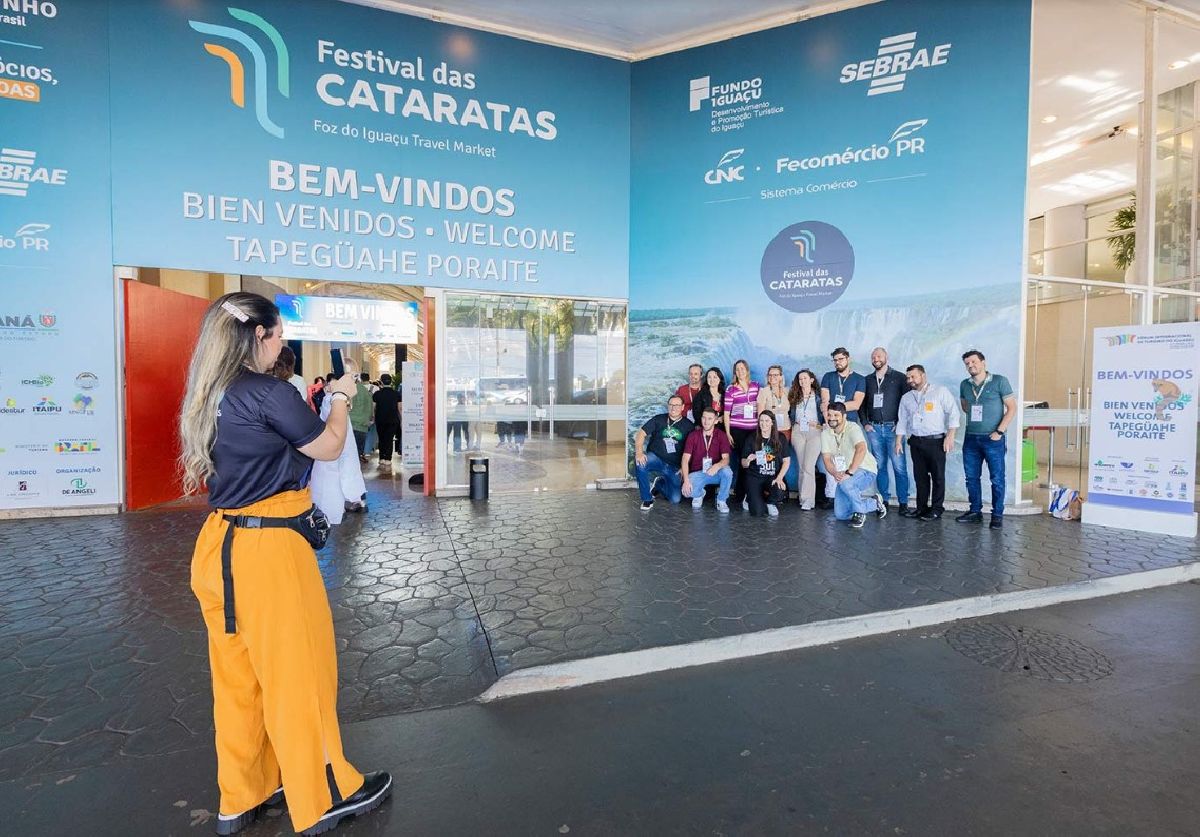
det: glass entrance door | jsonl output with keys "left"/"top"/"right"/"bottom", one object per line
{"left": 444, "top": 293, "right": 627, "bottom": 493}
{"left": 1023, "top": 281, "right": 1145, "bottom": 503}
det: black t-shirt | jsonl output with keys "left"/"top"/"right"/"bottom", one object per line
{"left": 206, "top": 371, "right": 326, "bottom": 509}
{"left": 863, "top": 367, "right": 908, "bottom": 424}
{"left": 373, "top": 386, "right": 401, "bottom": 426}
{"left": 741, "top": 434, "right": 782, "bottom": 477}
{"left": 640, "top": 413, "right": 694, "bottom": 468}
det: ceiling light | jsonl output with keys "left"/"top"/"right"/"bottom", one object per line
{"left": 1169, "top": 60, "right": 1189, "bottom": 70}
{"left": 1041, "top": 115, "right": 1057, "bottom": 124}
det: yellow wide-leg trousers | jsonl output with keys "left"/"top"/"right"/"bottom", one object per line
{"left": 191, "top": 488, "right": 364, "bottom": 833}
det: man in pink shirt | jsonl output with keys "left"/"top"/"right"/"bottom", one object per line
{"left": 675, "top": 363, "right": 703, "bottom": 414}
{"left": 681, "top": 408, "right": 734, "bottom": 513}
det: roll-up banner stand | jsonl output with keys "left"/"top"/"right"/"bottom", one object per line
{"left": 1083, "top": 323, "right": 1200, "bottom": 537}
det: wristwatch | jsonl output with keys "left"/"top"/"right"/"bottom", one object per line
{"left": 330, "top": 392, "right": 351, "bottom": 404}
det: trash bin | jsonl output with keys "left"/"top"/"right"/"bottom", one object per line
{"left": 1021, "top": 439, "right": 1037, "bottom": 484}
{"left": 469, "top": 456, "right": 489, "bottom": 501}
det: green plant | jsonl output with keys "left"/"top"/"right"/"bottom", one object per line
{"left": 1108, "top": 199, "right": 1135, "bottom": 271}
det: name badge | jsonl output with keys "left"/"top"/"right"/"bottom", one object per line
{"left": 755, "top": 450, "right": 767, "bottom": 468}
{"left": 873, "top": 393, "right": 884, "bottom": 409}
{"left": 834, "top": 454, "right": 848, "bottom": 471}
{"left": 702, "top": 456, "right": 713, "bottom": 470}
{"left": 970, "top": 405, "right": 984, "bottom": 423}
{"left": 924, "top": 401, "right": 935, "bottom": 413}
{"left": 664, "top": 438, "right": 677, "bottom": 454}
{"left": 834, "top": 394, "right": 845, "bottom": 404}
{"left": 743, "top": 403, "right": 754, "bottom": 419}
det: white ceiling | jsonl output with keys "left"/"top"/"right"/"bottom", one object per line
{"left": 343, "top": 0, "right": 1200, "bottom": 217}
{"left": 345, "top": 0, "right": 879, "bottom": 59}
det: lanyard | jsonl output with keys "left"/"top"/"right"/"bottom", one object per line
{"left": 837, "top": 375, "right": 846, "bottom": 398}
{"left": 702, "top": 431, "right": 715, "bottom": 457}
{"left": 970, "top": 374, "right": 991, "bottom": 403}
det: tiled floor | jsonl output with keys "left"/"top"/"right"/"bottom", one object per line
{"left": 0, "top": 486, "right": 1195, "bottom": 783}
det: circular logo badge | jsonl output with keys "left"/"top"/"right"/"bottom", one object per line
{"left": 760, "top": 221, "right": 854, "bottom": 313}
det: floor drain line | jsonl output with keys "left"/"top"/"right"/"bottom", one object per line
{"left": 435, "top": 500, "right": 500, "bottom": 679}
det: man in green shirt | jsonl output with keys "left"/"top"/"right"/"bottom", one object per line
{"left": 820, "top": 402, "right": 886, "bottom": 528}
{"left": 957, "top": 349, "right": 1017, "bottom": 529}
{"left": 349, "top": 371, "right": 374, "bottom": 462}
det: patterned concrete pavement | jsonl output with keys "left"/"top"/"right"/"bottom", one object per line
{"left": 1, "top": 487, "right": 1196, "bottom": 785}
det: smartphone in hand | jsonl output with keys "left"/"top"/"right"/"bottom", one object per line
{"left": 330, "top": 348, "right": 344, "bottom": 380}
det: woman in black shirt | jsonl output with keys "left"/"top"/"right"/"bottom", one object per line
{"left": 740, "top": 409, "right": 791, "bottom": 517}
{"left": 691, "top": 366, "right": 727, "bottom": 427}
{"left": 180, "top": 293, "right": 391, "bottom": 836}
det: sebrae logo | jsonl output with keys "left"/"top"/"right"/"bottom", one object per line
{"left": 189, "top": 8, "right": 290, "bottom": 138}
{"left": 703, "top": 149, "right": 745, "bottom": 185}
{"left": 840, "top": 32, "right": 952, "bottom": 96}
{"left": 0, "top": 147, "right": 67, "bottom": 198}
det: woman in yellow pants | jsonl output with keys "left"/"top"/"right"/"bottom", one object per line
{"left": 180, "top": 293, "right": 391, "bottom": 835}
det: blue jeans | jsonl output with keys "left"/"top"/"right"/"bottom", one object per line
{"left": 635, "top": 452, "right": 683, "bottom": 503}
{"left": 687, "top": 467, "right": 733, "bottom": 503}
{"left": 833, "top": 469, "right": 878, "bottom": 520}
{"left": 962, "top": 433, "right": 1006, "bottom": 516}
{"left": 865, "top": 422, "right": 909, "bottom": 504}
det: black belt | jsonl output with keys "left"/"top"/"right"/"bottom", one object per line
{"left": 219, "top": 507, "right": 329, "bottom": 634}
{"left": 912, "top": 433, "right": 946, "bottom": 440}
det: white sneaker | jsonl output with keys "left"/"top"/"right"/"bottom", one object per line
{"left": 692, "top": 496, "right": 704, "bottom": 510}
{"left": 742, "top": 498, "right": 749, "bottom": 511}
{"left": 800, "top": 501, "right": 815, "bottom": 511}
{"left": 767, "top": 503, "right": 779, "bottom": 517}
{"left": 716, "top": 500, "right": 730, "bottom": 513}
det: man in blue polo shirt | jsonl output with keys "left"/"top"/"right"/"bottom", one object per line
{"left": 957, "top": 349, "right": 1017, "bottom": 529}
{"left": 820, "top": 347, "right": 866, "bottom": 423}
{"left": 818, "top": 347, "right": 866, "bottom": 509}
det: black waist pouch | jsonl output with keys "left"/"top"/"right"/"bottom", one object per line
{"left": 219, "top": 504, "right": 331, "bottom": 633}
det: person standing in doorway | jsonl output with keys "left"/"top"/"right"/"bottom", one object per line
{"left": 957, "top": 350, "right": 1017, "bottom": 529}
{"left": 272, "top": 346, "right": 307, "bottom": 401}
{"left": 895, "top": 364, "right": 958, "bottom": 520}
{"left": 723, "top": 359, "right": 760, "bottom": 508}
{"left": 821, "top": 402, "right": 885, "bottom": 528}
{"left": 349, "top": 371, "right": 373, "bottom": 463}
{"left": 372, "top": 373, "right": 402, "bottom": 470}
{"left": 676, "top": 363, "right": 704, "bottom": 416}
{"left": 863, "top": 347, "right": 911, "bottom": 513}
{"left": 788, "top": 369, "right": 823, "bottom": 510}
{"left": 307, "top": 376, "right": 326, "bottom": 414}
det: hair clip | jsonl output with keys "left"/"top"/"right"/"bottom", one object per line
{"left": 221, "top": 300, "right": 250, "bottom": 322}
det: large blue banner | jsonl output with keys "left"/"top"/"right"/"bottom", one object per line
{"left": 109, "top": 0, "right": 630, "bottom": 299}
{"left": 1, "top": 0, "right": 119, "bottom": 510}
{"left": 629, "top": 0, "right": 1031, "bottom": 501}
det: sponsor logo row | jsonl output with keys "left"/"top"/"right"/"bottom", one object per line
{"left": 5, "top": 463, "right": 103, "bottom": 500}
{"left": 689, "top": 31, "right": 952, "bottom": 133}
{"left": 703, "top": 119, "right": 929, "bottom": 187}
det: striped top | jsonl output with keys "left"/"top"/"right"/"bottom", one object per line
{"left": 724, "top": 382, "right": 761, "bottom": 429}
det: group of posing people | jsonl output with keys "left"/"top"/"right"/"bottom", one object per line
{"left": 634, "top": 346, "right": 1016, "bottom": 529}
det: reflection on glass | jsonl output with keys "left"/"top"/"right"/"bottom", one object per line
{"left": 443, "top": 293, "right": 627, "bottom": 492}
